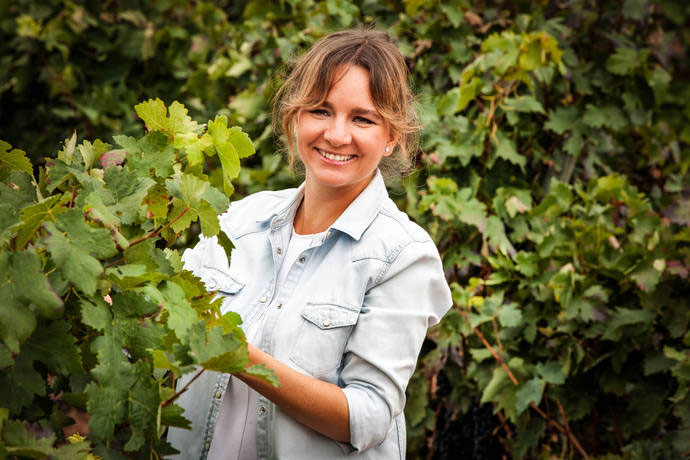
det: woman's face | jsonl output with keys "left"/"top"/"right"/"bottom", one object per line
{"left": 294, "top": 65, "right": 395, "bottom": 201}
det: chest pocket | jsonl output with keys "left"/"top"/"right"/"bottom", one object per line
{"left": 289, "top": 302, "right": 360, "bottom": 379}
{"left": 199, "top": 266, "right": 246, "bottom": 315}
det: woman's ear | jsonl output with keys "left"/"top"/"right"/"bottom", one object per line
{"left": 383, "top": 131, "right": 399, "bottom": 157}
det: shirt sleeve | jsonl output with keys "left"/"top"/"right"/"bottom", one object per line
{"left": 339, "top": 239, "right": 452, "bottom": 452}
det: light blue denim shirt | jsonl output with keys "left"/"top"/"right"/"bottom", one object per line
{"left": 167, "top": 170, "right": 452, "bottom": 459}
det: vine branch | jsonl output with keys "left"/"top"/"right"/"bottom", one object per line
{"left": 460, "top": 309, "right": 590, "bottom": 459}
{"left": 161, "top": 368, "right": 205, "bottom": 408}
{"left": 127, "top": 206, "right": 191, "bottom": 249}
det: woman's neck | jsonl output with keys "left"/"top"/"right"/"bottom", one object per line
{"left": 293, "top": 177, "right": 370, "bottom": 234}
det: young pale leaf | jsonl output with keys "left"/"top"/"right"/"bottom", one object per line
{"left": 134, "top": 98, "right": 198, "bottom": 138}
{"left": 16, "top": 195, "right": 61, "bottom": 249}
{"left": 0, "top": 140, "right": 32, "bottom": 179}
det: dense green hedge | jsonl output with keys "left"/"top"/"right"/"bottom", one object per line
{"left": 1, "top": 0, "right": 689, "bottom": 458}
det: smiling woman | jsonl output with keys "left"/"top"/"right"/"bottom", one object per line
{"left": 167, "top": 28, "right": 452, "bottom": 460}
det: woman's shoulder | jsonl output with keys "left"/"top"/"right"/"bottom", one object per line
{"left": 354, "top": 196, "right": 437, "bottom": 263}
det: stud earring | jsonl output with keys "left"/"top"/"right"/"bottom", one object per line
{"left": 385, "top": 146, "right": 391, "bottom": 153}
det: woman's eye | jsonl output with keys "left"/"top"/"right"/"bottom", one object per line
{"left": 310, "top": 109, "right": 329, "bottom": 116}
{"left": 354, "top": 116, "right": 374, "bottom": 125}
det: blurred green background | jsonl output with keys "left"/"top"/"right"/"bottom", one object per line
{"left": 2, "top": 0, "right": 689, "bottom": 458}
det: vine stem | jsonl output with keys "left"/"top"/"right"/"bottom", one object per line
{"left": 161, "top": 368, "right": 205, "bottom": 408}
{"left": 127, "top": 206, "right": 191, "bottom": 249}
{"left": 460, "top": 309, "right": 590, "bottom": 459}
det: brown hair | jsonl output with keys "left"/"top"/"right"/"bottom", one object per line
{"left": 272, "top": 27, "right": 420, "bottom": 176}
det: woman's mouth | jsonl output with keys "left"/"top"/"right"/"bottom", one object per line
{"left": 316, "top": 148, "right": 355, "bottom": 162}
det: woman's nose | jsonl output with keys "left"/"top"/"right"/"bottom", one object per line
{"left": 323, "top": 119, "right": 352, "bottom": 146}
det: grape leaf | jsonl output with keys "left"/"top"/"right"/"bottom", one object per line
{"left": 158, "top": 281, "right": 198, "bottom": 338}
{"left": 80, "top": 298, "right": 111, "bottom": 332}
{"left": 0, "top": 140, "right": 32, "bottom": 179}
{"left": 134, "top": 98, "right": 199, "bottom": 138}
{"left": 55, "top": 208, "right": 117, "bottom": 258}
{"left": 535, "top": 362, "right": 566, "bottom": 384}
{"left": 9, "top": 250, "right": 63, "bottom": 318}
{"left": 503, "top": 95, "right": 545, "bottom": 114}
{"left": 24, "top": 321, "right": 82, "bottom": 375}
{"left": 245, "top": 364, "right": 280, "bottom": 386}
{"left": 45, "top": 222, "right": 103, "bottom": 296}
{"left": 16, "top": 195, "right": 61, "bottom": 249}
{"left": 78, "top": 139, "right": 110, "bottom": 171}
{"left": 0, "top": 351, "right": 45, "bottom": 414}
{"left": 515, "top": 377, "right": 544, "bottom": 414}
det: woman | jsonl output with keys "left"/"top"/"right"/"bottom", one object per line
{"left": 168, "top": 28, "right": 452, "bottom": 459}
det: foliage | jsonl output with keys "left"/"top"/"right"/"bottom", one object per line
{"left": 2, "top": 0, "right": 689, "bottom": 458}
{"left": 0, "top": 100, "right": 275, "bottom": 458}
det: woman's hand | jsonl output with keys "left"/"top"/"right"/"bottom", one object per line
{"left": 235, "top": 344, "right": 351, "bottom": 443}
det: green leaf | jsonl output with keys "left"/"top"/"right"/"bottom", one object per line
{"left": 24, "top": 321, "right": 82, "bottom": 375}
{"left": 77, "top": 139, "right": 110, "bottom": 171}
{"left": 602, "top": 307, "right": 656, "bottom": 341}
{"left": 8, "top": 250, "right": 63, "bottom": 318}
{"left": 185, "top": 321, "right": 248, "bottom": 372}
{"left": 544, "top": 107, "right": 579, "bottom": 134}
{"left": 0, "top": 141, "right": 32, "bottom": 180}
{"left": 606, "top": 47, "right": 646, "bottom": 75}
{"left": 486, "top": 215, "right": 516, "bottom": 257}
{"left": 55, "top": 208, "right": 117, "bottom": 258}
{"left": 582, "top": 104, "right": 628, "bottom": 131}
{"left": 159, "top": 281, "right": 199, "bottom": 338}
{"left": 134, "top": 98, "right": 198, "bottom": 137}
{"left": 245, "top": 364, "right": 280, "bottom": 386}
{"left": 45, "top": 221, "right": 103, "bottom": 296}
{"left": 515, "top": 377, "right": 544, "bottom": 414}
{"left": 498, "top": 303, "right": 522, "bottom": 327}
{"left": 493, "top": 131, "right": 526, "bottom": 169}
{"left": 0, "top": 351, "right": 44, "bottom": 414}
{"left": 481, "top": 367, "right": 511, "bottom": 404}
{"left": 503, "top": 95, "right": 545, "bottom": 114}
{"left": 16, "top": 195, "right": 61, "bottom": 249}
{"left": 81, "top": 298, "right": 112, "bottom": 331}
{"left": 2, "top": 419, "right": 56, "bottom": 457}
{"left": 535, "top": 362, "right": 566, "bottom": 384}
{"left": 160, "top": 403, "right": 191, "bottom": 430}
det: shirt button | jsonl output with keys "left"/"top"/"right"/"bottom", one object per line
{"left": 322, "top": 320, "right": 331, "bottom": 327}
{"left": 215, "top": 391, "right": 222, "bottom": 399}
{"left": 276, "top": 248, "right": 282, "bottom": 254}
{"left": 299, "top": 256, "right": 306, "bottom": 263}
{"left": 259, "top": 405, "right": 266, "bottom": 414}
{"left": 259, "top": 296, "right": 267, "bottom": 303}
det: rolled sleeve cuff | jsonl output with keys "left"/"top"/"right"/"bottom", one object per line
{"left": 341, "top": 385, "right": 392, "bottom": 453}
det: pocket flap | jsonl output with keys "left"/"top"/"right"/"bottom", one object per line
{"left": 301, "top": 303, "right": 359, "bottom": 329}
{"left": 200, "top": 267, "right": 245, "bottom": 294}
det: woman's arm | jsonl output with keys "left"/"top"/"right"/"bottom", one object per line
{"left": 235, "top": 343, "right": 351, "bottom": 443}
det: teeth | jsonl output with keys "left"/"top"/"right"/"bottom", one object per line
{"left": 317, "top": 148, "right": 354, "bottom": 162}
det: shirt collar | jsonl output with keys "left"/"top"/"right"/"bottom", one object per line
{"left": 256, "top": 169, "right": 388, "bottom": 241}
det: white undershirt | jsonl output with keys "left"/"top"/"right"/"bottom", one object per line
{"left": 208, "top": 226, "right": 327, "bottom": 460}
